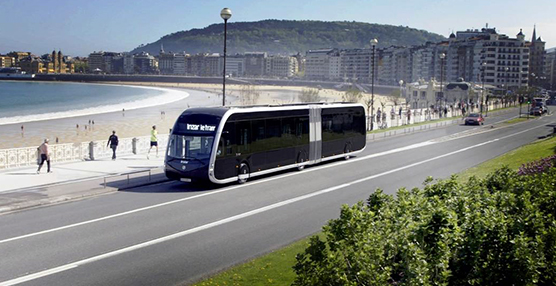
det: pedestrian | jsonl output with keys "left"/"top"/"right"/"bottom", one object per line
{"left": 147, "top": 125, "right": 158, "bottom": 159}
{"left": 56, "top": 137, "right": 59, "bottom": 144}
{"left": 92, "top": 120, "right": 95, "bottom": 125}
{"left": 122, "top": 108, "right": 125, "bottom": 116}
{"left": 107, "top": 130, "right": 119, "bottom": 160}
{"left": 21, "top": 125, "right": 24, "bottom": 133}
{"left": 37, "top": 139, "right": 52, "bottom": 174}
{"left": 390, "top": 107, "right": 395, "bottom": 120}
{"left": 76, "top": 124, "right": 79, "bottom": 129}
{"left": 88, "top": 119, "right": 91, "bottom": 126}
{"left": 444, "top": 106, "right": 448, "bottom": 117}
{"left": 407, "top": 108, "right": 412, "bottom": 123}
{"left": 376, "top": 108, "right": 382, "bottom": 125}
{"left": 462, "top": 106, "right": 466, "bottom": 116}
{"left": 399, "top": 107, "right": 402, "bottom": 118}
{"left": 381, "top": 111, "right": 387, "bottom": 128}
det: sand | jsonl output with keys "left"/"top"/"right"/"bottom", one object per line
{"left": 0, "top": 82, "right": 392, "bottom": 150}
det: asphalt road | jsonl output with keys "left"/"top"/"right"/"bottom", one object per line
{"left": 0, "top": 110, "right": 554, "bottom": 286}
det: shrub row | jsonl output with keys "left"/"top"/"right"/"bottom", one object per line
{"left": 293, "top": 166, "right": 556, "bottom": 285}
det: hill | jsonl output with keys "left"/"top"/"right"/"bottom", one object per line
{"left": 130, "top": 20, "right": 445, "bottom": 55}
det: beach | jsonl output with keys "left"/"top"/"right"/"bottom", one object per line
{"left": 0, "top": 82, "right": 391, "bottom": 150}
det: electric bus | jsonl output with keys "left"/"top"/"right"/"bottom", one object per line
{"left": 164, "top": 103, "right": 366, "bottom": 184}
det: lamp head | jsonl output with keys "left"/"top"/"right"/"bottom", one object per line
{"left": 220, "top": 8, "right": 232, "bottom": 20}
{"left": 370, "top": 39, "right": 378, "bottom": 46}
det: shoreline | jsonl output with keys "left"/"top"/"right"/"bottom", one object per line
{"left": 0, "top": 82, "right": 189, "bottom": 126}
{"left": 0, "top": 82, "right": 393, "bottom": 150}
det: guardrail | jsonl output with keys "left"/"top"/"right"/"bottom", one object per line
{"left": 0, "top": 134, "right": 168, "bottom": 170}
{"left": 102, "top": 168, "right": 161, "bottom": 189}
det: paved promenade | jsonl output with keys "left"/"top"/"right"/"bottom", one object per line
{"left": 0, "top": 153, "right": 167, "bottom": 213}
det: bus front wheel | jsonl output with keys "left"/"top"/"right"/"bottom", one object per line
{"left": 238, "top": 163, "right": 250, "bottom": 184}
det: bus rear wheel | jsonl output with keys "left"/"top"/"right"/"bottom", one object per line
{"left": 238, "top": 163, "right": 249, "bottom": 184}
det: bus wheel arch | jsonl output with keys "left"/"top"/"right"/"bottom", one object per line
{"left": 238, "top": 162, "right": 250, "bottom": 184}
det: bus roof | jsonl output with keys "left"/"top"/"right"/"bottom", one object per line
{"left": 179, "top": 102, "right": 363, "bottom": 118}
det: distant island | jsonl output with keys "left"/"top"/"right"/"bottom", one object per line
{"left": 130, "top": 20, "right": 446, "bottom": 55}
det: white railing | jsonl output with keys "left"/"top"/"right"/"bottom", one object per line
{"left": 0, "top": 134, "right": 168, "bottom": 170}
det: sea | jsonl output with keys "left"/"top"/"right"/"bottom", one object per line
{"left": 0, "top": 81, "right": 188, "bottom": 125}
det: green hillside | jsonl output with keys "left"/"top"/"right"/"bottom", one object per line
{"left": 130, "top": 20, "right": 445, "bottom": 55}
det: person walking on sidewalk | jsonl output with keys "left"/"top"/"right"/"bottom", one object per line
{"left": 147, "top": 125, "right": 158, "bottom": 159}
{"left": 37, "top": 139, "right": 52, "bottom": 174}
{"left": 107, "top": 131, "right": 119, "bottom": 160}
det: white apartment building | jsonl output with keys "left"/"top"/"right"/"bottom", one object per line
{"left": 173, "top": 53, "right": 187, "bottom": 75}
{"left": 123, "top": 53, "right": 134, "bottom": 74}
{"left": 266, "top": 55, "right": 298, "bottom": 78}
{"left": 305, "top": 49, "right": 336, "bottom": 80}
{"left": 340, "top": 49, "right": 372, "bottom": 82}
{"left": 220, "top": 55, "right": 245, "bottom": 77}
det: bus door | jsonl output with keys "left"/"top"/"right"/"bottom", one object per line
{"left": 309, "top": 106, "right": 322, "bottom": 163}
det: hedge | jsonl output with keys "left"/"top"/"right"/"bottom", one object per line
{"left": 293, "top": 165, "right": 556, "bottom": 285}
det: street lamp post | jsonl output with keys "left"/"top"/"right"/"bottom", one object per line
{"left": 220, "top": 8, "right": 232, "bottom": 106}
{"left": 505, "top": 67, "right": 509, "bottom": 107}
{"left": 480, "top": 62, "right": 486, "bottom": 116}
{"left": 370, "top": 38, "right": 378, "bottom": 131}
{"left": 439, "top": 53, "right": 446, "bottom": 116}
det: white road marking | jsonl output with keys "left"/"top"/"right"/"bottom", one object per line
{"left": 0, "top": 141, "right": 435, "bottom": 245}
{"left": 0, "top": 121, "right": 550, "bottom": 286}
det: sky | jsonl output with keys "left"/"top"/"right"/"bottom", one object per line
{"left": 0, "top": 0, "right": 554, "bottom": 57}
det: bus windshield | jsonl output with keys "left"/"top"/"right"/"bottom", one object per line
{"left": 168, "top": 135, "right": 214, "bottom": 160}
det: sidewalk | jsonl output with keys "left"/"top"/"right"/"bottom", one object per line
{"left": 0, "top": 153, "right": 168, "bottom": 214}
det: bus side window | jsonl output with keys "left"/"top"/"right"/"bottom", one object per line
{"left": 236, "top": 121, "right": 251, "bottom": 154}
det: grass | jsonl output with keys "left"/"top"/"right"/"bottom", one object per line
{"left": 503, "top": 117, "right": 531, "bottom": 124}
{"left": 192, "top": 120, "right": 554, "bottom": 286}
{"left": 458, "top": 135, "right": 556, "bottom": 182}
{"left": 192, "top": 235, "right": 322, "bottom": 286}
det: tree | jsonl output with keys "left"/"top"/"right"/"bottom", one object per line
{"left": 364, "top": 95, "right": 374, "bottom": 130}
{"left": 298, "top": 88, "right": 321, "bottom": 103}
{"left": 239, "top": 84, "right": 260, "bottom": 105}
{"left": 342, "top": 88, "right": 362, "bottom": 103}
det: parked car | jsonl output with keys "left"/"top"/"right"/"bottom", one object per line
{"left": 530, "top": 107, "right": 542, "bottom": 116}
{"left": 464, "top": 113, "right": 484, "bottom": 125}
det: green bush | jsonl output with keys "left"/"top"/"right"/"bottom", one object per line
{"left": 293, "top": 167, "right": 556, "bottom": 285}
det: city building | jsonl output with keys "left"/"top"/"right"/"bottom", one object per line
{"left": 305, "top": 49, "right": 337, "bottom": 80}
{"left": 340, "top": 49, "right": 372, "bottom": 82}
{"left": 133, "top": 52, "right": 157, "bottom": 74}
{"left": 545, "top": 48, "right": 556, "bottom": 91}
{"left": 221, "top": 54, "right": 246, "bottom": 77}
{"left": 18, "top": 56, "right": 44, "bottom": 74}
{"left": 187, "top": 53, "right": 220, "bottom": 76}
{"left": 528, "top": 26, "right": 546, "bottom": 88}
{"left": 405, "top": 78, "right": 480, "bottom": 109}
{"left": 265, "top": 55, "right": 298, "bottom": 78}
{"left": 88, "top": 51, "right": 123, "bottom": 73}
{"left": 173, "top": 53, "right": 187, "bottom": 75}
{"left": 123, "top": 53, "right": 135, "bottom": 74}
{"left": 0, "top": 55, "right": 15, "bottom": 67}
{"left": 6, "top": 51, "right": 30, "bottom": 65}
{"left": 244, "top": 52, "right": 267, "bottom": 77}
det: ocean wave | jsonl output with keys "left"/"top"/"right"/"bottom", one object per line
{"left": 0, "top": 85, "right": 189, "bottom": 126}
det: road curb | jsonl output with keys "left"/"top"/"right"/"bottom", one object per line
{"left": 0, "top": 172, "right": 171, "bottom": 215}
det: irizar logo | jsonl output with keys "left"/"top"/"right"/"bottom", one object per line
{"left": 187, "top": 124, "right": 216, "bottom": 131}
